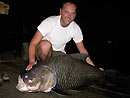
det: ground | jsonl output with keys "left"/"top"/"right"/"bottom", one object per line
{"left": 0, "top": 51, "right": 130, "bottom": 98}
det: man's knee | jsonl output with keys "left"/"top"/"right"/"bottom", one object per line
{"left": 36, "top": 40, "right": 52, "bottom": 61}
{"left": 37, "top": 40, "right": 52, "bottom": 53}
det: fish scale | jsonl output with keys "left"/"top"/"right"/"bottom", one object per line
{"left": 43, "top": 55, "right": 104, "bottom": 90}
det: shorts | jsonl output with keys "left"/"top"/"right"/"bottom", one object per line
{"left": 36, "top": 50, "right": 66, "bottom": 61}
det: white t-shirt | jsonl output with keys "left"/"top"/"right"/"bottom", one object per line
{"left": 37, "top": 15, "right": 83, "bottom": 53}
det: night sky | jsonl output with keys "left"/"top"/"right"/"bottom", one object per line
{"left": 0, "top": 0, "right": 130, "bottom": 73}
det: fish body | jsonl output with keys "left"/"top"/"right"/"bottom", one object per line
{"left": 16, "top": 53, "right": 105, "bottom": 93}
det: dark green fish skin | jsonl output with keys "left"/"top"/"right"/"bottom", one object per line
{"left": 41, "top": 54, "right": 105, "bottom": 90}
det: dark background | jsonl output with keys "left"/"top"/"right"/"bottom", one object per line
{"left": 0, "top": 0, "right": 130, "bottom": 74}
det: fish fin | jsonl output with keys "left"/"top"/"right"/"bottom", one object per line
{"left": 69, "top": 53, "right": 89, "bottom": 62}
{"left": 70, "top": 89, "right": 84, "bottom": 93}
{"left": 104, "top": 69, "right": 119, "bottom": 82}
{"left": 52, "top": 89, "right": 72, "bottom": 96}
{"left": 71, "top": 87, "right": 87, "bottom": 92}
{"left": 102, "top": 69, "right": 120, "bottom": 88}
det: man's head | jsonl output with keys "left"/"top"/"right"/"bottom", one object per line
{"left": 60, "top": 1, "right": 77, "bottom": 27}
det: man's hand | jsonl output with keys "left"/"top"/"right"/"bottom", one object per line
{"left": 86, "top": 57, "right": 104, "bottom": 71}
{"left": 26, "top": 61, "right": 37, "bottom": 71}
{"left": 86, "top": 56, "right": 95, "bottom": 66}
{"left": 99, "top": 67, "right": 104, "bottom": 71}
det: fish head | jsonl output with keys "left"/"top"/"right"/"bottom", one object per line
{"left": 16, "top": 69, "right": 42, "bottom": 92}
{"left": 16, "top": 65, "right": 56, "bottom": 92}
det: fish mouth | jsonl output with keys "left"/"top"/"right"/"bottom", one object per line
{"left": 16, "top": 75, "right": 41, "bottom": 92}
{"left": 16, "top": 75, "right": 29, "bottom": 92}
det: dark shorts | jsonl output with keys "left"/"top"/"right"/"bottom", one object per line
{"left": 36, "top": 50, "right": 65, "bottom": 61}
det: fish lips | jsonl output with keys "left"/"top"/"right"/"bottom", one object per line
{"left": 16, "top": 75, "right": 29, "bottom": 92}
{"left": 16, "top": 75, "right": 41, "bottom": 92}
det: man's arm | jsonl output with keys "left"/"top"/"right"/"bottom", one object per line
{"left": 26, "top": 30, "right": 43, "bottom": 70}
{"left": 76, "top": 41, "right": 95, "bottom": 66}
{"left": 76, "top": 41, "right": 104, "bottom": 71}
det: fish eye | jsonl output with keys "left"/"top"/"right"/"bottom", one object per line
{"left": 25, "top": 75, "right": 28, "bottom": 79}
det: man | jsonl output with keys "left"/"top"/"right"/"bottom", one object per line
{"left": 26, "top": 1, "right": 95, "bottom": 71}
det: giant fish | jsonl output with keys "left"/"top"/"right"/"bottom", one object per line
{"left": 16, "top": 53, "right": 111, "bottom": 94}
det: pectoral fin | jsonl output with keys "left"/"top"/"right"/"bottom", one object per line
{"left": 52, "top": 89, "right": 72, "bottom": 96}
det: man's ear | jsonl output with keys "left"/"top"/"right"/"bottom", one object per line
{"left": 60, "top": 8, "right": 62, "bottom": 15}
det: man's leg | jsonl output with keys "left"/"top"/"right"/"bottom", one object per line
{"left": 36, "top": 40, "right": 52, "bottom": 61}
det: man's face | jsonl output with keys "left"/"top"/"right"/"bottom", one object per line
{"left": 60, "top": 3, "right": 77, "bottom": 27}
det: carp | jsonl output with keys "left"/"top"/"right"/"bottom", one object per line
{"left": 16, "top": 53, "right": 107, "bottom": 94}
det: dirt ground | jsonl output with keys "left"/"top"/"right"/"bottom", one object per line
{"left": 0, "top": 51, "right": 130, "bottom": 98}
